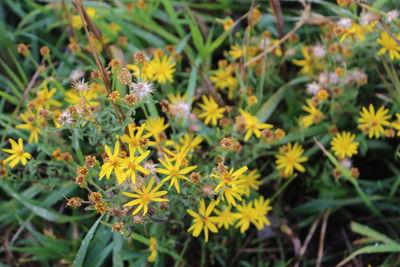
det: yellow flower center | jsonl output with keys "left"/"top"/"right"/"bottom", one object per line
{"left": 110, "top": 158, "right": 119, "bottom": 167}
{"left": 223, "top": 172, "right": 233, "bottom": 183}
{"left": 170, "top": 168, "right": 179, "bottom": 177}
{"left": 128, "top": 162, "right": 137, "bottom": 170}
{"left": 140, "top": 193, "right": 150, "bottom": 205}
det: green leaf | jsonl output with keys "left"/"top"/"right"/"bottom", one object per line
{"left": 73, "top": 215, "right": 104, "bottom": 267}
{"left": 0, "top": 180, "right": 94, "bottom": 223}
{"left": 0, "top": 90, "right": 18, "bottom": 105}
{"left": 337, "top": 244, "right": 400, "bottom": 267}
{"left": 113, "top": 232, "right": 124, "bottom": 267}
{"left": 351, "top": 221, "right": 398, "bottom": 245}
{"left": 256, "top": 76, "right": 308, "bottom": 122}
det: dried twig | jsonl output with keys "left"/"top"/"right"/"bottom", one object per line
{"left": 72, "top": 0, "right": 125, "bottom": 123}
{"left": 294, "top": 215, "right": 322, "bottom": 267}
{"left": 281, "top": 224, "right": 301, "bottom": 259}
{"left": 316, "top": 209, "right": 331, "bottom": 267}
{"left": 245, "top": 3, "right": 310, "bottom": 67}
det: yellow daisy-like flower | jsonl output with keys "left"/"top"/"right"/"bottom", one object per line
{"left": 252, "top": 196, "right": 272, "bottom": 229}
{"left": 376, "top": 32, "right": 400, "bottom": 60}
{"left": 223, "top": 18, "right": 234, "bottom": 31}
{"left": 233, "top": 201, "right": 259, "bottom": 233}
{"left": 2, "top": 138, "right": 32, "bottom": 168}
{"left": 156, "top": 155, "right": 197, "bottom": 193}
{"left": 358, "top": 104, "right": 391, "bottom": 138}
{"left": 211, "top": 166, "right": 248, "bottom": 192}
{"left": 147, "top": 55, "right": 176, "bottom": 84}
{"left": 123, "top": 150, "right": 151, "bottom": 184}
{"left": 214, "top": 206, "right": 237, "bottom": 229}
{"left": 178, "top": 134, "right": 203, "bottom": 153}
{"left": 340, "top": 22, "right": 377, "bottom": 43}
{"left": 330, "top": 131, "right": 359, "bottom": 159}
{"left": 99, "top": 141, "right": 126, "bottom": 184}
{"left": 71, "top": 8, "right": 96, "bottom": 29}
{"left": 187, "top": 200, "right": 218, "bottom": 242}
{"left": 120, "top": 123, "right": 153, "bottom": 155}
{"left": 197, "top": 95, "right": 226, "bottom": 126}
{"left": 217, "top": 187, "right": 243, "bottom": 206}
{"left": 275, "top": 143, "right": 308, "bottom": 177}
{"left": 16, "top": 112, "right": 43, "bottom": 143}
{"left": 123, "top": 176, "right": 168, "bottom": 215}
{"left": 299, "top": 99, "right": 323, "bottom": 128}
{"left": 238, "top": 109, "right": 273, "bottom": 141}
{"left": 238, "top": 169, "right": 262, "bottom": 197}
{"left": 65, "top": 89, "right": 100, "bottom": 106}
{"left": 292, "top": 46, "right": 322, "bottom": 75}
{"left": 144, "top": 117, "right": 169, "bottom": 143}
{"left": 229, "top": 44, "right": 246, "bottom": 59}
{"left": 34, "top": 87, "right": 62, "bottom": 109}
{"left": 210, "top": 65, "right": 238, "bottom": 92}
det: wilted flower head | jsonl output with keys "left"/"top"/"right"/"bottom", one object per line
{"left": 312, "top": 45, "right": 326, "bottom": 59}
{"left": 386, "top": 10, "right": 399, "bottom": 24}
{"left": 59, "top": 111, "right": 73, "bottom": 125}
{"left": 130, "top": 81, "right": 154, "bottom": 100}
{"left": 306, "top": 82, "right": 321, "bottom": 95}
{"left": 72, "top": 79, "right": 90, "bottom": 91}
{"left": 337, "top": 18, "right": 352, "bottom": 28}
{"left": 70, "top": 69, "right": 85, "bottom": 81}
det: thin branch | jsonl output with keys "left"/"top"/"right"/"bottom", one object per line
{"left": 245, "top": 3, "right": 310, "bottom": 67}
{"left": 72, "top": 0, "right": 126, "bottom": 123}
{"left": 316, "top": 209, "right": 331, "bottom": 267}
{"left": 294, "top": 215, "right": 321, "bottom": 267}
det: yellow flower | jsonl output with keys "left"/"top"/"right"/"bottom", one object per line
{"left": 2, "top": 138, "right": 32, "bottom": 168}
{"left": 147, "top": 237, "right": 157, "bottom": 262}
{"left": 211, "top": 166, "right": 248, "bottom": 192}
{"left": 238, "top": 109, "right": 273, "bottom": 141}
{"left": 391, "top": 113, "right": 400, "bottom": 136}
{"left": 123, "top": 176, "right": 168, "bottom": 215}
{"left": 340, "top": 22, "right": 377, "bottom": 43}
{"left": 275, "top": 143, "right": 308, "bottom": 177}
{"left": 197, "top": 95, "right": 226, "bottom": 126}
{"left": 147, "top": 55, "right": 176, "bottom": 84}
{"left": 65, "top": 89, "right": 100, "bottom": 106}
{"left": 223, "top": 18, "right": 234, "bottom": 31}
{"left": 238, "top": 169, "right": 262, "bottom": 197}
{"left": 330, "top": 132, "right": 359, "bottom": 159}
{"left": 234, "top": 198, "right": 272, "bottom": 233}
{"left": 127, "top": 62, "right": 152, "bottom": 81}
{"left": 214, "top": 206, "right": 236, "bottom": 229}
{"left": 71, "top": 8, "right": 96, "bottom": 29}
{"left": 233, "top": 201, "right": 259, "bottom": 233}
{"left": 16, "top": 112, "right": 43, "bottom": 143}
{"left": 217, "top": 187, "right": 243, "bottom": 206}
{"left": 178, "top": 134, "right": 203, "bottom": 153}
{"left": 229, "top": 45, "right": 246, "bottom": 59}
{"left": 358, "top": 104, "right": 390, "bottom": 138}
{"left": 123, "top": 150, "right": 151, "bottom": 184}
{"left": 99, "top": 141, "right": 126, "bottom": 184}
{"left": 120, "top": 124, "right": 153, "bottom": 155}
{"left": 299, "top": 99, "right": 323, "bottom": 128}
{"left": 292, "top": 46, "right": 322, "bottom": 75}
{"left": 34, "top": 87, "right": 62, "bottom": 109}
{"left": 187, "top": 199, "right": 218, "bottom": 242}
{"left": 144, "top": 117, "right": 169, "bottom": 143}
{"left": 210, "top": 65, "right": 237, "bottom": 94}
{"left": 376, "top": 32, "right": 400, "bottom": 60}
{"left": 252, "top": 196, "right": 272, "bottom": 229}
{"left": 156, "top": 155, "right": 197, "bottom": 193}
